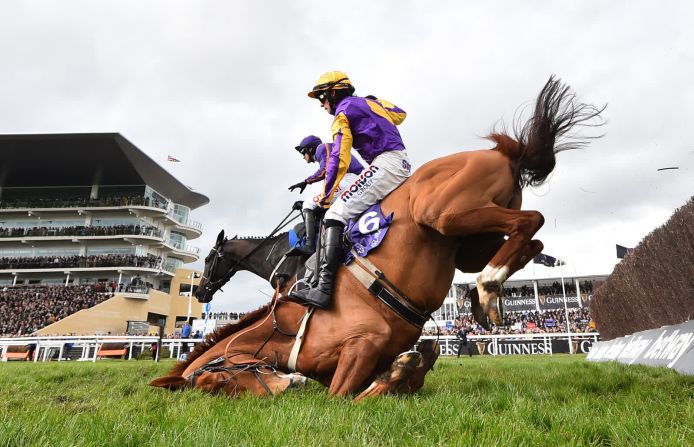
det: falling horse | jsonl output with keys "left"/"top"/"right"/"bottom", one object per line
{"left": 196, "top": 231, "right": 308, "bottom": 302}
{"left": 152, "top": 77, "right": 603, "bottom": 398}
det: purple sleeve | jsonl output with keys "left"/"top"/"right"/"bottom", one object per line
{"left": 305, "top": 158, "right": 325, "bottom": 184}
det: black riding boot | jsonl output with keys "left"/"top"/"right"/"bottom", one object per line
{"left": 290, "top": 222, "right": 343, "bottom": 309}
{"left": 286, "top": 209, "right": 318, "bottom": 257}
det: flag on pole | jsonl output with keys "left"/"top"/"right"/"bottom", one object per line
{"left": 167, "top": 155, "right": 181, "bottom": 162}
{"left": 533, "top": 253, "right": 565, "bottom": 267}
{"left": 616, "top": 244, "right": 632, "bottom": 259}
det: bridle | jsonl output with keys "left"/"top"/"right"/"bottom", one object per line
{"left": 199, "top": 207, "right": 301, "bottom": 299}
{"left": 186, "top": 282, "right": 303, "bottom": 396}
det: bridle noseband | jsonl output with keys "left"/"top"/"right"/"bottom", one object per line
{"left": 199, "top": 237, "right": 246, "bottom": 300}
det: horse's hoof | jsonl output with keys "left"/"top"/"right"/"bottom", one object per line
{"left": 280, "top": 373, "right": 307, "bottom": 389}
{"left": 495, "top": 295, "right": 504, "bottom": 324}
{"left": 480, "top": 280, "right": 501, "bottom": 295}
{"left": 395, "top": 351, "right": 423, "bottom": 368}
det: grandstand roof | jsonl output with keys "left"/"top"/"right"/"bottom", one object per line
{"left": 0, "top": 133, "right": 209, "bottom": 209}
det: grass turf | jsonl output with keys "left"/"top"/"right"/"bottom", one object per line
{"left": 0, "top": 355, "right": 692, "bottom": 446}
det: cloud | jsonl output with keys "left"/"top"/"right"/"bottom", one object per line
{"left": 1, "top": 1, "right": 692, "bottom": 312}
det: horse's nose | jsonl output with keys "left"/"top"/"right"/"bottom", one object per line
{"left": 195, "top": 290, "right": 210, "bottom": 303}
{"left": 196, "top": 295, "right": 211, "bottom": 304}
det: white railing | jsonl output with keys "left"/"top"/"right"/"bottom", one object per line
{"left": 166, "top": 212, "right": 203, "bottom": 231}
{"left": 0, "top": 333, "right": 600, "bottom": 363}
{"left": 0, "top": 336, "right": 208, "bottom": 362}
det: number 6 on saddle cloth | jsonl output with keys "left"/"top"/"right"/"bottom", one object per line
{"left": 290, "top": 203, "right": 394, "bottom": 286}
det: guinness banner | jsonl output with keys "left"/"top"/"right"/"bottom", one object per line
{"left": 538, "top": 294, "right": 581, "bottom": 310}
{"left": 428, "top": 336, "right": 597, "bottom": 356}
{"left": 587, "top": 319, "right": 694, "bottom": 375}
{"left": 457, "top": 295, "right": 584, "bottom": 314}
{"left": 502, "top": 296, "right": 538, "bottom": 312}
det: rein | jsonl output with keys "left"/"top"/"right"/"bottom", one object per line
{"left": 186, "top": 356, "right": 278, "bottom": 396}
{"left": 185, "top": 283, "right": 293, "bottom": 396}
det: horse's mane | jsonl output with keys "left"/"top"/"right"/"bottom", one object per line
{"left": 233, "top": 232, "right": 288, "bottom": 241}
{"left": 170, "top": 304, "right": 271, "bottom": 376}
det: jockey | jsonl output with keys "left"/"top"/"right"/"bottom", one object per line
{"left": 291, "top": 70, "right": 411, "bottom": 309}
{"left": 287, "top": 135, "right": 364, "bottom": 256}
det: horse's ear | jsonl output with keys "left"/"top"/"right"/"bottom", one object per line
{"left": 150, "top": 375, "right": 190, "bottom": 390}
{"left": 216, "top": 230, "right": 225, "bottom": 245}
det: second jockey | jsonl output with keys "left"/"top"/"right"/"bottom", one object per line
{"left": 290, "top": 70, "right": 411, "bottom": 309}
{"left": 287, "top": 135, "right": 364, "bottom": 256}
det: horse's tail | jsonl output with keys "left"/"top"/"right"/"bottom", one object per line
{"left": 489, "top": 76, "right": 605, "bottom": 188}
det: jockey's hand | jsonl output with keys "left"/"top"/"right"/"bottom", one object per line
{"left": 292, "top": 200, "right": 304, "bottom": 211}
{"left": 288, "top": 181, "right": 307, "bottom": 194}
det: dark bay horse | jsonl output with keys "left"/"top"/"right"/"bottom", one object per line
{"left": 153, "top": 77, "right": 603, "bottom": 399}
{"left": 196, "top": 231, "right": 308, "bottom": 302}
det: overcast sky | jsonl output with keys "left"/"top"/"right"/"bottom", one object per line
{"left": 1, "top": 1, "right": 692, "bottom": 313}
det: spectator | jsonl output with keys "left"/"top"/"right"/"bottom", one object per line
{"left": 456, "top": 326, "right": 472, "bottom": 358}
{"left": 0, "top": 284, "right": 110, "bottom": 336}
{"left": 181, "top": 322, "right": 192, "bottom": 352}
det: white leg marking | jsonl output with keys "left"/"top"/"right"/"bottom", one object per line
{"left": 478, "top": 264, "right": 509, "bottom": 284}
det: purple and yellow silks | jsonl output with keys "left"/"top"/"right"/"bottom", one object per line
{"left": 322, "top": 97, "right": 406, "bottom": 206}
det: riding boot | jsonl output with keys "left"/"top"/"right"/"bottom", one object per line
{"left": 286, "top": 209, "right": 318, "bottom": 257}
{"left": 290, "top": 223, "right": 343, "bottom": 309}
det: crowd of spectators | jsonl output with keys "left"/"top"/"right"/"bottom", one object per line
{"left": 0, "top": 224, "right": 162, "bottom": 239}
{"left": 0, "top": 254, "right": 162, "bottom": 270}
{"left": 0, "top": 285, "right": 111, "bottom": 337}
{"left": 422, "top": 308, "right": 595, "bottom": 336}
{"left": 505, "top": 280, "right": 594, "bottom": 297}
{"left": 203, "top": 311, "right": 246, "bottom": 321}
{"left": 0, "top": 194, "right": 167, "bottom": 210}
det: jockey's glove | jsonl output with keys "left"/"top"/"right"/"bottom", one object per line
{"left": 292, "top": 200, "right": 304, "bottom": 211}
{"left": 288, "top": 181, "right": 308, "bottom": 194}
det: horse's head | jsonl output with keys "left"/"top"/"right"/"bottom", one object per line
{"left": 196, "top": 229, "right": 237, "bottom": 303}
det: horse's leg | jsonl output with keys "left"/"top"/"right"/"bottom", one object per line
{"left": 393, "top": 339, "right": 440, "bottom": 396}
{"left": 456, "top": 233, "right": 505, "bottom": 273}
{"left": 429, "top": 206, "right": 545, "bottom": 324}
{"left": 405, "top": 339, "right": 440, "bottom": 393}
{"left": 355, "top": 340, "right": 440, "bottom": 401}
{"left": 461, "top": 238, "right": 543, "bottom": 329}
{"left": 354, "top": 350, "right": 423, "bottom": 401}
{"left": 328, "top": 336, "right": 389, "bottom": 397}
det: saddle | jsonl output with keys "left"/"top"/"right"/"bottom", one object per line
{"left": 290, "top": 203, "right": 394, "bottom": 287}
{"left": 287, "top": 203, "right": 394, "bottom": 265}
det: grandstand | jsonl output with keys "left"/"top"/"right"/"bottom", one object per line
{"left": 0, "top": 133, "right": 208, "bottom": 336}
{"left": 427, "top": 276, "right": 606, "bottom": 335}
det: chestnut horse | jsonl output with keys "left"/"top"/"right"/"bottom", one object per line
{"left": 152, "top": 77, "right": 603, "bottom": 398}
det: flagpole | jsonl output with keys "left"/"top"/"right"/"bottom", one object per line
{"left": 560, "top": 262, "right": 572, "bottom": 353}
{"left": 187, "top": 270, "right": 193, "bottom": 323}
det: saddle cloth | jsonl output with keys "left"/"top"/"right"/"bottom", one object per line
{"left": 298, "top": 203, "right": 394, "bottom": 284}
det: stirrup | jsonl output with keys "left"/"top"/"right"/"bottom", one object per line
{"left": 285, "top": 244, "right": 315, "bottom": 257}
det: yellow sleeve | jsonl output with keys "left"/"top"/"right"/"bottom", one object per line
{"left": 322, "top": 113, "right": 353, "bottom": 204}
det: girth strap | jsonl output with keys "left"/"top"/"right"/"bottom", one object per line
{"left": 345, "top": 251, "right": 430, "bottom": 329}
{"left": 287, "top": 307, "right": 315, "bottom": 372}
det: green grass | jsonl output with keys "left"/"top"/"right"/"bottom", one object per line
{"left": 0, "top": 355, "right": 692, "bottom": 446}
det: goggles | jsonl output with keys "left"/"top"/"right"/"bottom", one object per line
{"left": 295, "top": 145, "right": 315, "bottom": 155}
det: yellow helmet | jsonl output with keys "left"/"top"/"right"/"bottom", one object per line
{"left": 308, "top": 71, "right": 354, "bottom": 98}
